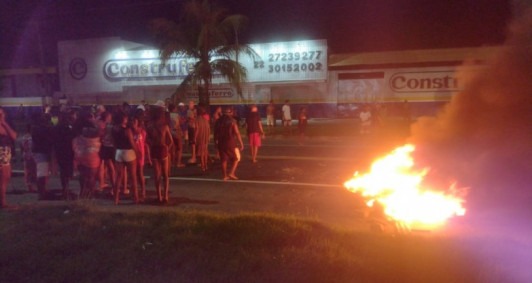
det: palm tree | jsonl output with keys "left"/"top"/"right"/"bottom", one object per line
{"left": 152, "top": 0, "right": 258, "bottom": 108}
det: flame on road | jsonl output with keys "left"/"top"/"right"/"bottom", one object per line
{"left": 344, "top": 144, "right": 466, "bottom": 230}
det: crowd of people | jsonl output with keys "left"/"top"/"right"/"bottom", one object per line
{"left": 0, "top": 99, "right": 282, "bottom": 207}
{"left": 0, "top": 98, "right": 401, "bottom": 209}
{"left": 0, "top": 98, "right": 328, "bottom": 208}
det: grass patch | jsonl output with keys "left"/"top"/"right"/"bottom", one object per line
{"left": 0, "top": 205, "right": 521, "bottom": 283}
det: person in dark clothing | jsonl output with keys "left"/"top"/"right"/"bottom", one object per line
{"left": 53, "top": 110, "right": 77, "bottom": 199}
{"left": 214, "top": 107, "right": 244, "bottom": 181}
{"left": 31, "top": 113, "right": 54, "bottom": 200}
{"left": 112, "top": 111, "right": 139, "bottom": 204}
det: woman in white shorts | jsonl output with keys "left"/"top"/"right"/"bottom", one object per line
{"left": 112, "top": 111, "right": 139, "bottom": 204}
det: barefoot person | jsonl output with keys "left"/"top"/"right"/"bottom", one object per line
{"left": 112, "top": 111, "right": 140, "bottom": 204}
{"left": 194, "top": 105, "right": 211, "bottom": 172}
{"left": 0, "top": 107, "right": 17, "bottom": 209}
{"left": 214, "top": 107, "right": 244, "bottom": 181}
{"left": 186, "top": 100, "right": 197, "bottom": 164}
{"left": 132, "top": 113, "right": 151, "bottom": 202}
{"left": 146, "top": 105, "right": 173, "bottom": 203}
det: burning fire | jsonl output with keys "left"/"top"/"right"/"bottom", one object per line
{"left": 344, "top": 144, "right": 466, "bottom": 230}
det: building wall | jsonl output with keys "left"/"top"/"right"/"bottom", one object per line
{"left": 2, "top": 37, "right": 501, "bottom": 118}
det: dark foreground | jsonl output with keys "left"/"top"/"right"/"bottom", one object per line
{"left": 2, "top": 119, "right": 531, "bottom": 282}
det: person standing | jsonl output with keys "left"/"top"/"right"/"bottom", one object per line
{"left": 245, "top": 105, "right": 265, "bottom": 163}
{"left": 214, "top": 107, "right": 244, "bottom": 181}
{"left": 97, "top": 111, "right": 116, "bottom": 194}
{"left": 112, "top": 111, "right": 139, "bottom": 204}
{"left": 132, "top": 114, "right": 150, "bottom": 202}
{"left": 146, "top": 105, "right": 173, "bottom": 204}
{"left": 282, "top": 100, "right": 292, "bottom": 127}
{"left": 177, "top": 102, "right": 188, "bottom": 145}
{"left": 266, "top": 100, "right": 275, "bottom": 132}
{"left": 31, "top": 112, "right": 53, "bottom": 200}
{"left": 297, "top": 106, "right": 308, "bottom": 145}
{"left": 53, "top": 110, "right": 77, "bottom": 199}
{"left": 186, "top": 100, "right": 197, "bottom": 163}
{"left": 194, "top": 106, "right": 211, "bottom": 172}
{"left": 73, "top": 126, "right": 101, "bottom": 199}
{"left": 0, "top": 107, "right": 17, "bottom": 209}
{"left": 168, "top": 103, "right": 184, "bottom": 168}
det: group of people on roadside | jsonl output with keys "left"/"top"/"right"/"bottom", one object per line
{"left": 266, "top": 99, "right": 308, "bottom": 144}
{"left": 0, "top": 99, "right": 311, "bottom": 208}
{"left": 5, "top": 102, "right": 178, "bottom": 206}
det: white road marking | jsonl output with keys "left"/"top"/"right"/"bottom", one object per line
{"left": 168, "top": 176, "right": 343, "bottom": 188}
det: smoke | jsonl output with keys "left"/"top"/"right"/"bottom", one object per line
{"left": 409, "top": 7, "right": 532, "bottom": 209}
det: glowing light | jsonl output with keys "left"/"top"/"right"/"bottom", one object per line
{"left": 141, "top": 50, "right": 156, "bottom": 58}
{"left": 115, "top": 50, "right": 128, "bottom": 59}
{"left": 344, "top": 144, "right": 466, "bottom": 230}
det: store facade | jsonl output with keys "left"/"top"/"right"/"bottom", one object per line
{"left": 57, "top": 37, "right": 331, "bottom": 115}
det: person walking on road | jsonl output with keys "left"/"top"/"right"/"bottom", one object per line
{"left": 214, "top": 107, "right": 244, "bottom": 181}
{"left": 245, "top": 105, "right": 265, "bottom": 163}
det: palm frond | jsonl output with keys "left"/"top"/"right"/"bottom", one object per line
{"left": 152, "top": 0, "right": 257, "bottom": 107}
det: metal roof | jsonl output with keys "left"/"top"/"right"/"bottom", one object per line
{"left": 329, "top": 46, "right": 502, "bottom": 70}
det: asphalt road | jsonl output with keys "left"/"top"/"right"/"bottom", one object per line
{"left": 5, "top": 132, "right": 406, "bottom": 231}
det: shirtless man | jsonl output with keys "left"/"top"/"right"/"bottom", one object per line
{"left": 214, "top": 107, "right": 244, "bottom": 181}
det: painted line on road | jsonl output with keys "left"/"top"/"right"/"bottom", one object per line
{"left": 256, "top": 156, "right": 352, "bottom": 162}
{"left": 11, "top": 170, "right": 344, "bottom": 188}
{"left": 169, "top": 176, "right": 343, "bottom": 188}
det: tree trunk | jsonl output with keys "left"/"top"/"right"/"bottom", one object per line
{"left": 198, "top": 84, "right": 210, "bottom": 110}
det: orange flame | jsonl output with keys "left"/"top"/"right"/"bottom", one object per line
{"left": 344, "top": 144, "right": 466, "bottom": 230}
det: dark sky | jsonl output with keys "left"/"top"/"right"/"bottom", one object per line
{"left": 0, "top": 0, "right": 513, "bottom": 69}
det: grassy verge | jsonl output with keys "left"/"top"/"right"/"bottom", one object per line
{"left": 0, "top": 204, "right": 519, "bottom": 283}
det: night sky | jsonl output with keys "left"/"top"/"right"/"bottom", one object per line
{"left": 0, "top": 0, "right": 513, "bottom": 69}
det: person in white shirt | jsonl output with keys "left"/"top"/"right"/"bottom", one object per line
{"left": 281, "top": 100, "right": 292, "bottom": 127}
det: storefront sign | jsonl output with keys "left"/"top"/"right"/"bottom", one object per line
{"left": 390, "top": 71, "right": 460, "bottom": 93}
{"left": 59, "top": 38, "right": 327, "bottom": 94}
